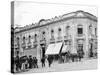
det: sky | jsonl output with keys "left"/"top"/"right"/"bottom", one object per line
{"left": 14, "top": 1, "right": 98, "bottom": 27}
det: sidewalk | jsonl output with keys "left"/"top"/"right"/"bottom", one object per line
{"left": 21, "top": 58, "right": 97, "bottom": 73}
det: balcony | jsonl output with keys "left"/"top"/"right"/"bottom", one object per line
{"left": 33, "top": 40, "right": 38, "bottom": 48}
{"left": 50, "top": 38, "right": 55, "bottom": 43}
{"left": 14, "top": 43, "right": 20, "bottom": 49}
{"left": 40, "top": 39, "right": 46, "bottom": 44}
{"left": 33, "top": 41, "right": 38, "bottom": 48}
{"left": 77, "top": 34, "right": 84, "bottom": 37}
{"left": 22, "top": 43, "right": 26, "bottom": 49}
{"left": 64, "top": 35, "right": 67, "bottom": 40}
{"left": 33, "top": 40, "right": 37, "bottom": 44}
{"left": 27, "top": 42, "right": 32, "bottom": 48}
{"left": 57, "top": 36, "right": 62, "bottom": 42}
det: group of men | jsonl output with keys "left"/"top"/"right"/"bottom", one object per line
{"left": 28, "top": 56, "right": 38, "bottom": 69}
{"left": 41, "top": 55, "right": 53, "bottom": 68}
{"left": 15, "top": 55, "right": 38, "bottom": 72}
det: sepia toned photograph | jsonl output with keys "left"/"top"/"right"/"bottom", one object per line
{"left": 11, "top": 1, "right": 98, "bottom": 73}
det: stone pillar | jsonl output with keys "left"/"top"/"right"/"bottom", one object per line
{"left": 84, "top": 23, "right": 89, "bottom": 58}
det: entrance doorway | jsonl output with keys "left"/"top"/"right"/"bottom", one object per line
{"left": 77, "top": 39, "right": 84, "bottom": 58}
{"left": 40, "top": 44, "right": 46, "bottom": 58}
{"left": 89, "top": 39, "right": 94, "bottom": 57}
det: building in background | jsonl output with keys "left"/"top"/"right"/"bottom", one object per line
{"left": 14, "top": 10, "right": 97, "bottom": 61}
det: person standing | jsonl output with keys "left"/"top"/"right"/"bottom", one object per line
{"left": 35, "top": 57, "right": 38, "bottom": 68}
{"left": 32, "top": 57, "right": 35, "bottom": 68}
{"left": 28, "top": 55, "right": 33, "bottom": 69}
{"left": 41, "top": 57, "right": 45, "bottom": 67}
{"left": 15, "top": 55, "right": 20, "bottom": 72}
{"left": 47, "top": 56, "right": 53, "bottom": 67}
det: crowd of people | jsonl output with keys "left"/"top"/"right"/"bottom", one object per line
{"left": 14, "top": 49, "right": 97, "bottom": 73}
{"left": 14, "top": 55, "right": 54, "bottom": 72}
{"left": 14, "top": 55, "right": 38, "bottom": 72}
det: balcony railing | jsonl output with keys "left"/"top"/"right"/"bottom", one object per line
{"left": 57, "top": 36, "right": 62, "bottom": 42}
{"left": 33, "top": 40, "right": 37, "bottom": 43}
{"left": 14, "top": 43, "right": 20, "bottom": 49}
{"left": 22, "top": 43, "right": 26, "bottom": 49}
{"left": 27, "top": 42, "right": 32, "bottom": 48}
{"left": 50, "top": 38, "right": 55, "bottom": 43}
{"left": 64, "top": 35, "right": 67, "bottom": 40}
{"left": 33, "top": 40, "right": 38, "bottom": 48}
{"left": 40, "top": 39, "right": 46, "bottom": 44}
{"left": 77, "top": 34, "right": 84, "bottom": 37}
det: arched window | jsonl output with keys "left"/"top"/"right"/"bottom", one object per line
{"left": 42, "top": 31, "right": 45, "bottom": 40}
{"left": 28, "top": 35, "right": 31, "bottom": 43}
{"left": 58, "top": 28, "right": 61, "bottom": 32}
{"left": 66, "top": 26, "right": 70, "bottom": 35}
{"left": 23, "top": 36, "right": 25, "bottom": 44}
{"left": 43, "top": 31, "right": 45, "bottom": 34}
{"left": 58, "top": 28, "right": 61, "bottom": 38}
{"left": 89, "top": 24, "right": 92, "bottom": 35}
{"left": 16, "top": 37, "right": 20, "bottom": 48}
{"left": 51, "top": 29, "right": 54, "bottom": 39}
{"left": 34, "top": 34, "right": 37, "bottom": 42}
{"left": 17, "top": 37, "right": 19, "bottom": 44}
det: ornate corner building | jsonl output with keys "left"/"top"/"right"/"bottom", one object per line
{"left": 14, "top": 10, "right": 97, "bottom": 60}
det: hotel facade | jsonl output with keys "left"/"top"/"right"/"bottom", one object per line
{"left": 14, "top": 10, "right": 97, "bottom": 61}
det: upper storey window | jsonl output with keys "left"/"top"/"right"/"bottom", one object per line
{"left": 28, "top": 35, "right": 31, "bottom": 43}
{"left": 16, "top": 37, "right": 20, "bottom": 48}
{"left": 58, "top": 28, "right": 61, "bottom": 37}
{"left": 78, "top": 28, "right": 83, "bottom": 34}
{"left": 51, "top": 29, "right": 54, "bottom": 39}
{"left": 77, "top": 25, "right": 83, "bottom": 35}
{"left": 89, "top": 24, "right": 92, "bottom": 35}
{"left": 66, "top": 26, "right": 70, "bottom": 36}
{"left": 34, "top": 34, "right": 37, "bottom": 42}
{"left": 17, "top": 37, "right": 19, "bottom": 44}
{"left": 42, "top": 31, "right": 45, "bottom": 40}
{"left": 23, "top": 36, "right": 25, "bottom": 44}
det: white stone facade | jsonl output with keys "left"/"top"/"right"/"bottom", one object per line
{"left": 14, "top": 10, "right": 97, "bottom": 60}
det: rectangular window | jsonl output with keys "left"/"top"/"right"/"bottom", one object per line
{"left": 78, "top": 28, "right": 83, "bottom": 34}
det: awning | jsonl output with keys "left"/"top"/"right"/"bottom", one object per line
{"left": 61, "top": 45, "right": 69, "bottom": 53}
{"left": 70, "top": 49, "right": 77, "bottom": 54}
{"left": 45, "top": 42, "right": 62, "bottom": 55}
{"left": 45, "top": 43, "right": 55, "bottom": 55}
{"left": 52, "top": 42, "right": 62, "bottom": 54}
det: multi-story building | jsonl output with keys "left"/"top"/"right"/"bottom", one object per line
{"left": 14, "top": 10, "right": 97, "bottom": 60}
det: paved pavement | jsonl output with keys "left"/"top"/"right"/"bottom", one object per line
{"left": 21, "top": 58, "right": 97, "bottom": 74}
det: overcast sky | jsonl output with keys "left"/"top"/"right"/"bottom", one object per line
{"left": 14, "top": 1, "right": 97, "bottom": 27}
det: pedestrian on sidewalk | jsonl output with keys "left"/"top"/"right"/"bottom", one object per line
{"left": 34, "top": 57, "right": 38, "bottom": 68}
{"left": 41, "top": 57, "right": 45, "bottom": 67}
{"left": 28, "top": 55, "right": 33, "bottom": 69}
{"left": 47, "top": 55, "right": 53, "bottom": 67}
